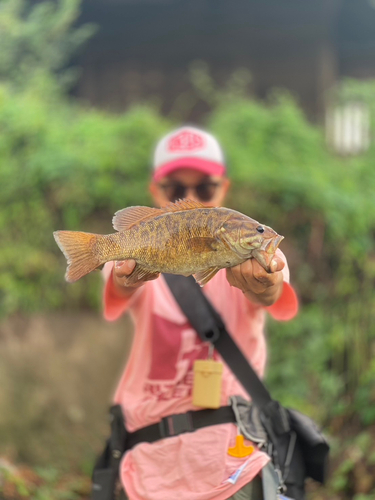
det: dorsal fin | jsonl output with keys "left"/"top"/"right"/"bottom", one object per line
{"left": 112, "top": 199, "right": 208, "bottom": 232}
{"left": 112, "top": 206, "right": 162, "bottom": 231}
{"left": 161, "top": 198, "right": 208, "bottom": 213}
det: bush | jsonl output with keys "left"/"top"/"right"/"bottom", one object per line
{"left": 0, "top": 83, "right": 170, "bottom": 316}
{"left": 0, "top": 0, "right": 95, "bottom": 91}
{"left": 1, "top": 78, "right": 374, "bottom": 428}
{"left": 208, "top": 90, "right": 375, "bottom": 422}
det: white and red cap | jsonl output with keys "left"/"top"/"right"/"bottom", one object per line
{"left": 152, "top": 126, "right": 226, "bottom": 181}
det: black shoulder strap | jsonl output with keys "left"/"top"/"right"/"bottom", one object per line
{"left": 163, "top": 274, "right": 291, "bottom": 436}
{"left": 163, "top": 274, "right": 275, "bottom": 411}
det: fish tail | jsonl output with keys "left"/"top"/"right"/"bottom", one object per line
{"left": 53, "top": 230, "right": 103, "bottom": 282}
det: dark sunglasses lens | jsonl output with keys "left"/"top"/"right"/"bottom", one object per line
{"left": 196, "top": 183, "right": 217, "bottom": 201}
{"left": 168, "top": 184, "right": 186, "bottom": 202}
{"left": 162, "top": 182, "right": 218, "bottom": 202}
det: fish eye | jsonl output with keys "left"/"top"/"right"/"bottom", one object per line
{"left": 256, "top": 226, "right": 265, "bottom": 233}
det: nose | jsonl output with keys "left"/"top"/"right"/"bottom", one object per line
{"left": 185, "top": 187, "right": 199, "bottom": 201}
{"left": 184, "top": 188, "right": 213, "bottom": 207}
{"left": 181, "top": 187, "right": 202, "bottom": 204}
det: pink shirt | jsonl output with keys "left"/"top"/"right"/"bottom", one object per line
{"left": 103, "top": 253, "right": 298, "bottom": 500}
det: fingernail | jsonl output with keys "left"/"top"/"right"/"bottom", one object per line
{"left": 115, "top": 261, "right": 124, "bottom": 268}
{"left": 270, "top": 260, "right": 277, "bottom": 272}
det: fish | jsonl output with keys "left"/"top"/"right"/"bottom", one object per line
{"left": 53, "top": 199, "right": 284, "bottom": 286}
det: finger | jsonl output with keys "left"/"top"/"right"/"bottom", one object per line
{"left": 226, "top": 263, "right": 247, "bottom": 287}
{"left": 226, "top": 267, "right": 236, "bottom": 287}
{"left": 227, "top": 261, "right": 267, "bottom": 295}
{"left": 252, "top": 260, "right": 276, "bottom": 286}
{"left": 114, "top": 259, "right": 137, "bottom": 278}
{"left": 238, "top": 258, "right": 255, "bottom": 279}
{"left": 228, "top": 261, "right": 262, "bottom": 293}
{"left": 269, "top": 255, "right": 285, "bottom": 273}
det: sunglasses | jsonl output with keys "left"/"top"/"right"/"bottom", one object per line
{"left": 158, "top": 181, "right": 222, "bottom": 203}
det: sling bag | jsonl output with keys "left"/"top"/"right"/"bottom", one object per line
{"left": 163, "top": 274, "right": 330, "bottom": 500}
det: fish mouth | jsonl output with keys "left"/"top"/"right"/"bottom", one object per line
{"left": 264, "top": 234, "right": 284, "bottom": 254}
{"left": 253, "top": 235, "right": 284, "bottom": 272}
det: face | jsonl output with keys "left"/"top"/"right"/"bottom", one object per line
{"left": 150, "top": 168, "right": 230, "bottom": 208}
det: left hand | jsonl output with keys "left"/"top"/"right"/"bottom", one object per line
{"left": 226, "top": 255, "right": 285, "bottom": 306}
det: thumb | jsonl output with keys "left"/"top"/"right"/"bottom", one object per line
{"left": 269, "top": 256, "right": 285, "bottom": 273}
{"left": 114, "top": 259, "right": 136, "bottom": 277}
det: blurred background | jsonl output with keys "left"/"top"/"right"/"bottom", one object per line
{"left": 0, "top": 0, "right": 375, "bottom": 498}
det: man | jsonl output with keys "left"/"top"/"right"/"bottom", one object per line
{"left": 102, "top": 126, "right": 298, "bottom": 500}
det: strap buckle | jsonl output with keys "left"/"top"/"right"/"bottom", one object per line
{"left": 159, "top": 411, "right": 194, "bottom": 438}
{"left": 202, "top": 325, "right": 221, "bottom": 343}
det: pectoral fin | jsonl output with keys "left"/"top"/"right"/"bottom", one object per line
{"left": 189, "top": 237, "right": 220, "bottom": 253}
{"left": 193, "top": 267, "right": 220, "bottom": 286}
{"left": 124, "top": 264, "right": 160, "bottom": 286}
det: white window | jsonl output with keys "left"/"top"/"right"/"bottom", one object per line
{"left": 326, "top": 101, "right": 370, "bottom": 155}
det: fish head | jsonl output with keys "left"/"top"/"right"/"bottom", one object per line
{"left": 239, "top": 221, "right": 283, "bottom": 252}
{"left": 219, "top": 213, "right": 284, "bottom": 271}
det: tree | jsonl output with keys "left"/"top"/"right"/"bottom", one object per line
{"left": 0, "top": 0, "right": 95, "bottom": 92}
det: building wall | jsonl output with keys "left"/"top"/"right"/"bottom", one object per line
{"left": 0, "top": 312, "right": 132, "bottom": 465}
{"left": 73, "top": 0, "right": 375, "bottom": 122}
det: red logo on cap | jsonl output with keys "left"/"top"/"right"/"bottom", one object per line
{"left": 168, "top": 131, "right": 205, "bottom": 152}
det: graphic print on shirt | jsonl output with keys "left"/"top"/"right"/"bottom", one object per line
{"left": 143, "top": 313, "right": 213, "bottom": 401}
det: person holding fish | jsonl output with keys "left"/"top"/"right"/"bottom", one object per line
{"left": 55, "top": 126, "right": 299, "bottom": 500}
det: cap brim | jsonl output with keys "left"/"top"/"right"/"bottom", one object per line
{"left": 153, "top": 157, "right": 226, "bottom": 181}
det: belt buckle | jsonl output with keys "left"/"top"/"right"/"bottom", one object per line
{"left": 159, "top": 411, "right": 194, "bottom": 438}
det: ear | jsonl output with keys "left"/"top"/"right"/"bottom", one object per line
{"left": 149, "top": 180, "right": 167, "bottom": 207}
{"left": 222, "top": 177, "right": 231, "bottom": 196}
{"left": 149, "top": 181, "right": 158, "bottom": 197}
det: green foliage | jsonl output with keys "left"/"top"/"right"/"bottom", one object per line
{"left": 0, "top": 0, "right": 96, "bottom": 91}
{"left": 189, "top": 60, "right": 252, "bottom": 107}
{"left": 207, "top": 88, "right": 375, "bottom": 423}
{"left": 0, "top": 54, "right": 374, "bottom": 426}
{"left": 0, "top": 462, "right": 90, "bottom": 499}
{"left": 1, "top": 70, "right": 374, "bottom": 433}
{"left": 0, "top": 84, "right": 170, "bottom": 315}
{"left": 328, "top": 431, "right": 375, "bottom": 498}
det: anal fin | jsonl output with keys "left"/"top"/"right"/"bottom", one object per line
{"left": 193, "top": 267, "right": 220, "bottom": 286}
{"left": 124, "top": 264, "right": 160, "bottom": 286}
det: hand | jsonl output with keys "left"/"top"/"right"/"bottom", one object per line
{"left": 112, "top": 259, "right": 159, "bottom": 297}
{"left": 226, "top": 255, "right": 285, "bottom": 306}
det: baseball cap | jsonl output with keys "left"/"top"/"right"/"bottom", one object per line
{"left": 152, "top": 126, "right": 226, "bottom": 181}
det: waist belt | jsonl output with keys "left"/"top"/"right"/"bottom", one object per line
{"left": 126, "top": 405, "right": 236, "bottom": 449}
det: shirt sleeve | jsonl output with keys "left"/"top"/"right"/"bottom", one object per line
{"left": 265, "top": 249, "right": 299, "bottom": 321}
{"left": 102, "top": 262, "right": 144, "bottom": 322}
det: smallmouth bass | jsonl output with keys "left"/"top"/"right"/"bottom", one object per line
{"left": 53, "top": 199, "right": 283, "bottom": 286}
